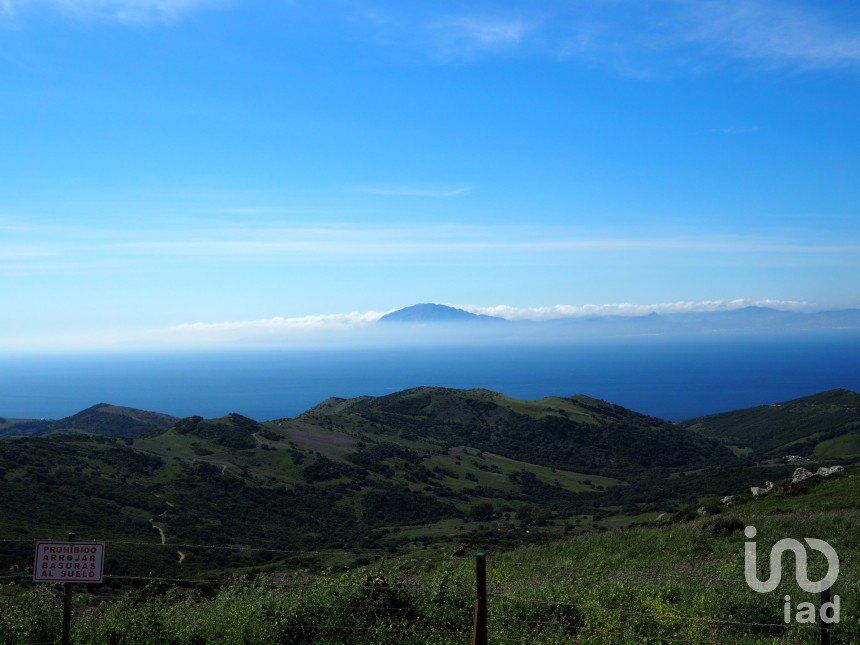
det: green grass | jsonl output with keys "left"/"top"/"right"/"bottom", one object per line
{"left": 728, "top": 470, "right": 860, "bottom": 515}
{"left": 814, "top": 432, "right": 860, "bottom": 458}
{"left": 2, "top": 466, "right": 857, "bottom": 643}
{"left": 2, "top": 505, "right": 856, "bottom": 644}
{"left": 424, "top": 447, "right": 622, "bottom": 497}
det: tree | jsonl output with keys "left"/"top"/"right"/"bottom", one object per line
{"left": 470, "top": 502, "right": 494, "bottom": 520}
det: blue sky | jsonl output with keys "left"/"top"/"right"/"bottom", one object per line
{"left": 1, "top": 0, "right": 859, "bottom": 350}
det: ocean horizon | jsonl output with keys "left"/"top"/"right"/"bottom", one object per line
{"left": 2, "top": 332, "right": 858, "bottom": 422}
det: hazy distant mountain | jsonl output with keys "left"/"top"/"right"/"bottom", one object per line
{"left": 379, "top": 303, "right": 505, "bottom": 324}
{"left": 516, "top": 306, "right": 860, "bottom": 337}
{"left": 377, "top": 304, "right": 860, "bottom": 336}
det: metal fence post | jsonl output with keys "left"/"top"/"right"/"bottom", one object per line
{"left": 473, "top": 551, "right": 488, "bottom": 645}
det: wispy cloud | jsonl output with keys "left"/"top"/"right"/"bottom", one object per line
{"left": 454, "top": 299, "right": 813, "bottom": 321}
{"left": 435, "top": 16, "right": 534, "bottom": 52}
{"left": 6, "top": 1, "right": 858, "bottom": 71}
{"left": 2, "top": 221, "right": 859, "bottom": 269}
{"left": 111, "top": 232, "right": 860, "bottom": 257}
{"left": 0, "top": 244, "right": 58, "bottom": 259}
{"left": 1, "top": 0, "right": 221, "bottom": 23}
{"left": 680, "top": 0, "right": 860, "bottom": 70}
{"left": 336, "top": 1, "right": 860, "bottom": 72}
{"left": 709, "top": 126, "right": 760, "bottom": 135}
{"left": 357, "top": 185, "right": 473, "bottom": 198}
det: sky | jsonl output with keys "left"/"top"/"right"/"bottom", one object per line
{"left": 1, "top": 0, "right": 859, "bottom": 350}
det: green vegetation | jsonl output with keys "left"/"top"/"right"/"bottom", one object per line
{"left": 1, "top": 470, "right": 856, "bottom": 643}
{"left": 0, "top": 387, "right": 857, "bottom": 642}
{"left": 0, "top": 404, "right": 177, "bottom": 439}
{"left": 684, "top": 389, "right": 860, "bottom": 458}
{"left": 0, "top": 391, "right": 724, "bottom": 570}
{"left": 2, "top": 387, "right": 857, "bottom": 577}
{"left": 815, "top": 432, "right": 860, "bottom": 459}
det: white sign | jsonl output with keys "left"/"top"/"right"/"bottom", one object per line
{"left": 33, "top": 541, "right": 105, "bottom": 583}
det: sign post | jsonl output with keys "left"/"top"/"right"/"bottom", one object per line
{"left": 62, "top": 533, "right": 74, "bottom": 645}
{"left": 33, "top": 534, "right": 105, "bottom": 645}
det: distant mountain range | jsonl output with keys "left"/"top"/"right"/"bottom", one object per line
{"left": 377, "top": 303, "right": 860, "bottom": 336}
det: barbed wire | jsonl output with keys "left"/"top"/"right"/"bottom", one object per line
{"left": 0, "top": 538, "right": 399, "bottom": 557}
{"left": 2, "top": 573, "right": 456, "bottom": 594}
{"left": 487, "top": 571, "right": 745, "bottom": 586}
{"left": 489, "top": 617, "right": 726, "bottom": 644}
{"left": 487, "top": 593, "right": 820, "bottom": 630}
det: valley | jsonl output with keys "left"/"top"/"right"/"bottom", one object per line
{"left": 1, "top": 388, "right": 856, "bottom": 577}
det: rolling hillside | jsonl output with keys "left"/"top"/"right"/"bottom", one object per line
{"left": 682, "top": 388, "right": 860, "bottom": 458}
{"left": 0, "top": 388, "right": 739, "bottom": 576}
{"left": 0, "top": 387, "right": 855, "bottom": 581}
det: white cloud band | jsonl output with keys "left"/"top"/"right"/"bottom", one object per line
{"left": 452, "top": 299, "right": 812, "bottom": 321}
{"left": 163, "top": 299, "right": 813, "bottom": 337}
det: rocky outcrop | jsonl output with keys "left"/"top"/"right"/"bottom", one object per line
{"left": 815, "top": 465, "right": 844, "bottom": 477}
{"left": 791, "top": 467, "right": 815, "bottom": 484}
{"left": 751, "top": 481, "right": 774, "bottom": 498}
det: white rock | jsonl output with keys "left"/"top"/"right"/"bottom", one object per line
{"left": 721, "top": 496, "right": 735, "bottom": 504}
{"left": 791, "top": 467, "right": 815, "bottom": 484}
{"left": 816, "top": 465, "right": 845, "bottom": 477}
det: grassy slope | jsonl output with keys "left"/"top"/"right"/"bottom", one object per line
{"left": 683, "top": 388, "right": 860, "bottom": 457}
{"left": 2, "top": 470, "right": 856, "bottom": 644}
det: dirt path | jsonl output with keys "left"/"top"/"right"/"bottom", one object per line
{"left": 150, "top": 520, "right": 166, "bottom": 545}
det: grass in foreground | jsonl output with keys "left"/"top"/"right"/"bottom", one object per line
{"left": 2, "top": 505, "right": 857, "bottom": 644}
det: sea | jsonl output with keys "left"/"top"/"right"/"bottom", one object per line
{"left": 1, "top": 333, "right": 858, "bottom": 422}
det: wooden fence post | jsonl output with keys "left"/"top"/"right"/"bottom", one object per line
{"left": 62, "top": 532, "right": 75, "bottom": 645}
{"left": 473, "top": 551, "right": 488, "bottom": 645}
{"left": 820, "top": 587, "right": 831, "bottom": 645}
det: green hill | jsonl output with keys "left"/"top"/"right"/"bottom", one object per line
{"left": 1, "top": 387, "right": 857, "bottom": 584}
{"left": 295, "top": 386, "right": 732, "bottom": 475}
{"left": 682, "top": 388, "right": 860, "bottom": 458}
{"left": 1, "top": 388, "right": 858, "bottom": 643}
{"left": 0, "top": 403, "right": 178, "bottom": 439}
{"left": 57, "top": 403, "right": 179, "bottom": 438}
{"left": 0, "top": 388, "right": 741, "bottom": 577}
